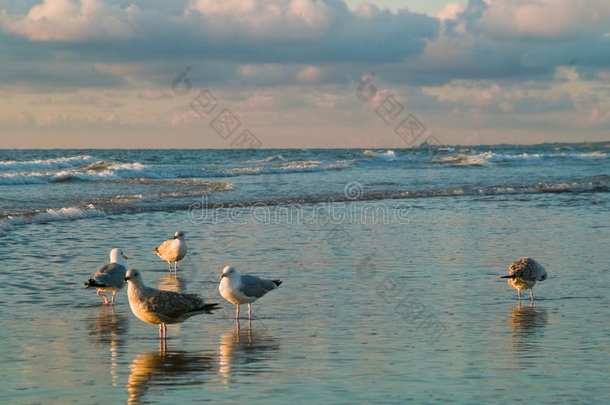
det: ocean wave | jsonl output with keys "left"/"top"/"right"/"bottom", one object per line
{"left": 399, "top": 180, "right": 609, "bottom": 199}
{"left": 435, "top": 153, "right": 494, "bottom": 166}
{"left": 2, "top": 176, "right": 606, "bottom": 237}
{"left": 0, "top": 205, "right": 105, "bottom": 237}
{"left": 32, "top": 205, "right": 106, "bottom": 223}
{"left": 205, "top": 160, "right": 349, "bottom": 177}
{"left": 0, "top": 155, "right": 96, "bottom": 172}
{"left": 363, "top": 150, "right": 396, "bottom": 161}
{"left": 435, "top": 150, "right": 608, "bottom": 166}
{"left": 0, "top": 162, "right": 171, "bottom": 185}
{"left": 575, "top": 151, "right": 607, "bottom": 158}
{"left": 109, "top": 194, "right": 145, "bottom": 203}
{"left": 82, "top": 160, "right": 115, "bottom": 172}
{"left": 249, "top": 154, "right": 285, "bottom": 163}
{"left": 0, "top": 178, "right": 234, "bottom": 236}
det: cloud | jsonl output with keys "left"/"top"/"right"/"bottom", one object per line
{"left": 1, "top": 0, "right": 136, "bottom": 41}
{"left": 136, "top": 89, "right": 171, "bottom": 100}
{"left": 401, "top": 0, "right": 610, "bottom": 86}
{"left": 0, "top": 0, "right": 439, "bottom": 62}
{"left": 186, "top": 0, "right": 333, "bottom": 41}
{"left": 475, "top": 0, "right": 610, "bottom": 39}
{"left": 437, "top": 2, "right": 465, "bottom": 21}
{"left": 0, "top": 0, "right": 609, "bottom": 146}
{"left": 1, "top": 0, "right": 608, "bottom": 87}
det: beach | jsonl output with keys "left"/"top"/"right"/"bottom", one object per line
{"left": 1, "top": 146, "right": 609, "bottom": 403}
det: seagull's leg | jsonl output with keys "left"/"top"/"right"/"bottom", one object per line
{"left": 530, "top": 290, "right": 534, "bottom": 302}
{"left": 163, "top": 324, "right": 167, "bottom": 339}
{"left": 168, "top": 261, "right": 172, "bottom": 272}
{"left": 236, "top": 318, "right": 240, "bottom": 331}
{"left": 97, "top": 290, "right": 109, "bottom": 304}
{"left": 175, "top": 261, "right": 179, "bottom": 272}
{"left": 236, "top": 305, "right": 240, "bottom": 319}
{"left": 517, "top": 290, "right": 521, "bottom": 301}
{"left": 248, "top": 304, "right": 252, "bottom": 319}
{"left": 111, "top": 292, "right": 116, "bottom": 305}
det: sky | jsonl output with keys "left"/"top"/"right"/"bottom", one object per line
{"left": 0, "top": 0, "right": 608, "bottom": 148}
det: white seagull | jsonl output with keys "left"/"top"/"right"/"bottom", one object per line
{"left": 154, "top": 231, "right": 187, "bottom": 272}
{"left": 501, "top": 257, "right": 548, "bottom": 302}
{"left": 219, "top": 265, "right": 282, "bottom": 319}
{"left": 84, "top": 248, "right": 128, "bottom": 305}
{"left": 124, "top": 269, "right": 218, "bottom": 339}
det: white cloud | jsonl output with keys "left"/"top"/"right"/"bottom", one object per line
{"left": 437, "top": 3, "right": 464, "bottom": 21}
{"left": 297, "top": 65, "right": 323, "bottom": 83}
{"left": 355, "top": 3, "right": 380, "bottom": 18}
{"left": 186, "top": 0, "right": 332, "bottom": 40}
{"left": 1, "top": 0, "right": 136, "bottom": 41}
{"left": 476, "top": 0, "right": 610, "bottom": 39}
{"left": 1, "top": 0, "right": 609, "bottom": 146}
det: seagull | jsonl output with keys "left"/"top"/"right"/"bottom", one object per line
{"left": 219, "top": 265, "right": 282, "bottom": 319}
{"left": 124, "top": 269, "right": 218, "bottom": 339}
{"left": 84, "top": 248, "right": 128, "bottom": 304}
{"left": 501, "top": 257, "right": 548, "bottom": 302}
{"left": 154, "top": 231, "right": 187, "bottom": 273}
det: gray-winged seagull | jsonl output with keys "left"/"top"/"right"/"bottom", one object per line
{"left": 84, "top": 248, "right": 128, "bottom": 304}
{"left": 219, "top": 265, "right": 282, "bottom": 319}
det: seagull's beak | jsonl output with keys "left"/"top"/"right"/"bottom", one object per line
{"left": 123, "top": 255, "right": 129, "bottom": 260}
{"left": 173, "top": 236, "right": 178, "bottom": 239}
{"left": 124, "top": 276, "right": 131, "bottom": 281}
{"left": 220, "top": 273, "right": 227, "bottom": 280}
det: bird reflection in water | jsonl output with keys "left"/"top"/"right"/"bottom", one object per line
{"left": 157, "top": 274, "right": 186, "bottom": 293}
{"left": 509, "top": 303, "right": 548, "bottom": 358}
{"left": 86, "top": 305, "right": 128, "bottom": 386}
{"left": 126, "top": 342, "right": 213, "bottom": 405}
{"left": 219, "top": 319, "right": 280, "bottom": 383}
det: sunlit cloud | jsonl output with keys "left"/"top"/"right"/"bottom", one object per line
{"left": 0, "top": 0, "right": 608, "bottom": 147}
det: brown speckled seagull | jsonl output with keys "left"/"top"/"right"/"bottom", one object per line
{"left": 501, "top": 257, "right": 548, "bottom": 302}
{"left": 124, "top": 269, "right": 218, "bottom": 339}
{"left": 154, "top": 231, "right": 187, "bottom": 273}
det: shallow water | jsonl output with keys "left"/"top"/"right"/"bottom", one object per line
{"left": 1, "top": 147, "right": 609, "bottom": 403}
{"left": 1, "top": 199, "right": 609, "bottom": 404}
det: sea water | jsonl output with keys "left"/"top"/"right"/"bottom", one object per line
{"left": 0, "top": 144, "right": 609, "bottom": 403}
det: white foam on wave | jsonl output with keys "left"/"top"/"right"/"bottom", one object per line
{"left": 0, "top": 204, "right": 105, "bottom": 237}
{"left": 222, "top": 160, "right": 349, "bottom": 176}
{"left": 249, "top": 154, "right": 285, "bottom": 163}
{"left": 109, "top": 194, "right": 145, "bottom": 203}
{"left": 575, "top": 151, "right": 607, "bottom": 158}
{"left": 278, "top": 160, "right": 321, "bottom": 169}
{"left": 399, "top": 179, "right": 608, "bottom": 199}
{"left": 0, "top": 162, "right": 167, "bottom": 185}
{"left": 438, "top": 151, "right": 608, "bottom": 167}
{"left": 325, "top": 160, "right": 353, "bottom": 170}
{"left": 224, "top": 161, "right": 321, "bottom": 175}
{"left": 31, "top": 205, "right": 106, "bottom": 224}
{"left": 436, "top": 153, "right": 494, "bottom": 166}
{"left": 0, "top": 155, "right": 96, "bottom": 172}
{"left": 0, "top": 172, "right": 50, "bottom": 185}
{"left": 227, "top": 167, "right": 263, "bottom": 175}
{"left": 363, "top": 150, "right": 396, "bottom": 161}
